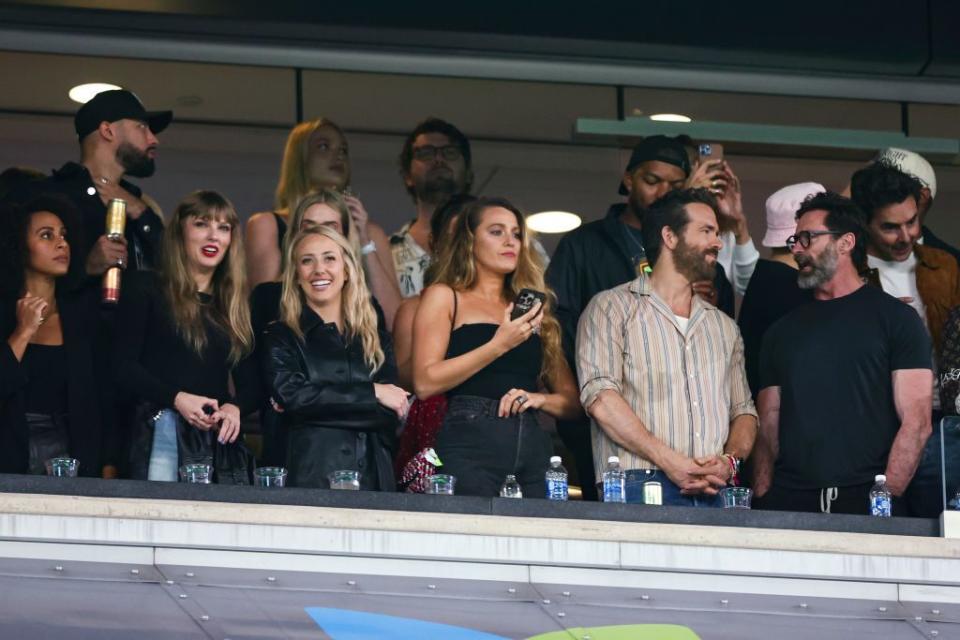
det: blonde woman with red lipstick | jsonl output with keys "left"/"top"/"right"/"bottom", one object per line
{"left": 115, "top": 190, "right": 256, "bottom": 482}
{"left": 0, "top": 195, "right": 112, "bottom": 477}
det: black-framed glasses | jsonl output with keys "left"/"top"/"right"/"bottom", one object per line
{"left": 412, "top": 144, "right": 463, "bottom": 162}
{"left": 785, "top": 230, "right": 843, "bottom": 250}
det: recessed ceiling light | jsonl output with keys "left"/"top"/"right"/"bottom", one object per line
{"left": 650, "top": 113, "right": 692, "bottom": 123}
{"left": 527, "top": 211, "right": 582, "bottom": 234}
{"left": 68, "top": 83, "right": 122, "bottom": 104}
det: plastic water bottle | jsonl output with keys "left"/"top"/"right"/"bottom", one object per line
{"left": 869, "top": 474, "right": 892, "bottom": 517}
{"left": 545, "top": 456, "right": 569, "bottom": 501}
{"left": 602, "top": 456, "right": 625, "bottom": 504}
{"left": 500, "top": 474, "right": 523, "bottom": 498}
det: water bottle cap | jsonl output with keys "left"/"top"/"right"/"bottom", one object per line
{"left": 550, "top": 456, "right": 562, "bottom": 464}
{"left": 608, "top": 456, "right": 620, "bottom": 464}
{"left": 875, "top": 474, "right": 886, "bottom": 482}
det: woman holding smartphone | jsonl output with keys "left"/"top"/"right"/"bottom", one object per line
{"left": 115, "top": 190, "right": 256, "bottom": 481}
{"left": 263, "top": 226, "right": 406, "bottom": 490}
{"left": 412, "top": 197, "right": 581, "bottom": 497}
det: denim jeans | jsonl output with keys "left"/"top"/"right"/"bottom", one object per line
{"left": 147, "top": 409, "right": 179, "bottom": 482}
{"left": 623, "top": 469, "right": 722, "bottom": 508}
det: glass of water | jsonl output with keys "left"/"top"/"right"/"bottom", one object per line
{"left": 45, "top": 457, "right": 78, "bottom": 478}
{"left": 179, "top": 463, "right": 213, "bottom": 484}
{"left": 426, "top": 474, "right": 456, "bottom": 495}
{"left": 720, "top": 486, "right": 753, "bottom": 509}
{"left": 328, "top": 470, "right": 360, "bottom": 490}
{"left": 254, "top": 467, "right": 287, "bottom": 488}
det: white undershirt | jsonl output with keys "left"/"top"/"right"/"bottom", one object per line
{"left": 867, "top": 252, "right": 939, "bottom": 410}
{"left": 674, "top": 314, "right": 689, "bottom": 335}
{"left": 867, "top": 253, "right": 926, "bottom": 321}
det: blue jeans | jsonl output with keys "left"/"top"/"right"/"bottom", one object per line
{"left": 147, "top": 409, "right": 179, "bottom": 482}
{"left": 624, "top": 469, "right": 722, "bottom": 508}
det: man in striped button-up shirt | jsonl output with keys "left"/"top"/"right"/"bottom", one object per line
{"left": 577, "top": 189, "right": 758, "bottom": 506}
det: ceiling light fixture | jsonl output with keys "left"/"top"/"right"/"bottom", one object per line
{"left": 650, "top": 113, "right": 692, "bottom": 123}
{"left": 526, "top": 211, "right": 582, "bottom": 234}
{"left": 68, "top": 83, "right": 122, "bottom": 104}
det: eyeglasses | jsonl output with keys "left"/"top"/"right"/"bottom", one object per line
{"left": 785, "top": 230, "right": 844, "bottom": 250}
{"left": 412, "top": 144, "right": 463, "bottom": 162}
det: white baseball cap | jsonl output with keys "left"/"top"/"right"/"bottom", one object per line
{"left": 875, "top": 147, "right": 937, "bottom": 198}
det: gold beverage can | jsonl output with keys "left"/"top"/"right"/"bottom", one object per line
{"left": 105, "top": 198, "right": 127, "bottom": 240}
{"left": 102, "top": 266, "right": 122, "bottom": 304}
{"left": 642, "top": 481, "right": 663, "bottom": 506}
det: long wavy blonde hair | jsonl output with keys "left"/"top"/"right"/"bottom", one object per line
{"left": 160, "top": 190, "right": 253, "bottom": 365}
{"left": 279, "top": 226, "right": 384, "bottom": 373}
{"left": 274, "top": 118, "right": 349, "bottom": 212}
{"left": 429, "top": 197, "right": 563, "bottom": 385}
{"left": 284, "top": 189, "right": 361, "bottom": 271}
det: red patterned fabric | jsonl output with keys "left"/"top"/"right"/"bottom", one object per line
{"left": 394, "top": 395, "right": 448, "bottom": 480}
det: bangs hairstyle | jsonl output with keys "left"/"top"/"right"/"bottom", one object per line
{"left": 274, "top": 118, "right": 349, "bottom": 212}
{"left": 160, "top": 190, "right": 253, "bottom": 364}
{"left": 279, "top": 226, "right": 384, "bottom": 374}
{"left": 429, "top": 196, "right": 563, "bottom": 385}
{"left": 284, "top": 189, "right": 361, "bottom": 271}
{"left": 0, "top": 194, "right": 84, "bottom": 297}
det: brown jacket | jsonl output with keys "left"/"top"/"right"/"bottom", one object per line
{"left": 867, "top": 244, "right": 960, "bottom": 353}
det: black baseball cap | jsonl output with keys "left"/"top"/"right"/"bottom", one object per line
{"left": 617, "top": 135, "right": 691, "bottom": 195}
{"left": 74, "top": 89, "right": 173, "bottom": 140}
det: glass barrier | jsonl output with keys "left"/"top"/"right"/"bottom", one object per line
{"left": 941, "top": 416, "right": 960, "bottom": 513}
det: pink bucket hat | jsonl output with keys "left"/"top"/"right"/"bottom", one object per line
{"left": 762, "top": 182, "right": 826, "bottom": 248}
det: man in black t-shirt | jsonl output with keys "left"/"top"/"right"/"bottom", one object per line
{"left": 753, "top": 192, "right": 932, "bottom": 515}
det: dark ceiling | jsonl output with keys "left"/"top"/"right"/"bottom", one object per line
{"left": 0, "top": 0, "right": 956, "bottom": 78}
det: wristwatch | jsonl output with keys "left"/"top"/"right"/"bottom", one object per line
{"left": 360, "top": 241, "right": 377, "bottom": 255}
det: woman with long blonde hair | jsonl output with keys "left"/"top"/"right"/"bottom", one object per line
{"left": 245, "top": 119, "right": 400, "bottom": 324}
{"left": 115, "top": 190, "right": 257, "bottom": 482}
{"left": 412, "top": 197, "right": 582, "bottom": 497}
{"left": 263, "top": 226, "right": 407, "bottom": 490}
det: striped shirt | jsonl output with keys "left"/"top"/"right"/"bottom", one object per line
{"left": 577, "top": 274, "right": 756, "bottom": 479}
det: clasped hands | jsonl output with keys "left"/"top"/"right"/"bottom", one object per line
{"left": 663, "top": 453, "right": 732, "bottom": 496}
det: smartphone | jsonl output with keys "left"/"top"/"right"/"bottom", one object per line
{"left": 510, "top": 288, "right": 546, "bottom": 320}
{"left": 698, "top": 143, "right": 724, "bottom": 164}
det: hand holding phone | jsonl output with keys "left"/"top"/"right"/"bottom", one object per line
{"left": 510, "top": 288, "right": 546, "bottom": 321}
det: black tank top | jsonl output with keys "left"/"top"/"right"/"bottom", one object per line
{"left": 273, "top": 212, "right": 287, "bottom": 252}
{"left": 445, "top": 292, "right": 542, "bottom": 399}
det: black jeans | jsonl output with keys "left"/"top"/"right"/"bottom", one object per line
{"left": 435, "top": 395, "right": 552, "bottom": 498}
{"left": 25, "top": 413, "right": 70, "bottom": 475}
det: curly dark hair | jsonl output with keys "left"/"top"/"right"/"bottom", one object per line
{"left": 850, "top": 162, "right": 923, "bottom": 223}
{"left": 0, "top": 194, "right": 85, "bottom": 297}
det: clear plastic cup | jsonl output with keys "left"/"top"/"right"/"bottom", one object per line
{"left": 254, "top": 467, "right": 287, "bottom": 488}
{"left": 179, "top": 463, "right": 212, "bottom": 484}
{"left": 45, "top": 457, "right": 78, "bottom": 478}
{"left": 720, "top": 486, "right": 753, "bottom": 509}
{"left": 328, "top": 470, "right": 360, "bottom": 490}
{"left": 426, "top": 474, "right": 456, "bottom": 495}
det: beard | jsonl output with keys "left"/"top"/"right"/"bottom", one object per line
{"left": 673, "top": 236, "right": 718, "bottom": 282}
{"left": 116, "top": 142, "right": 155, "bottom": 178}
{"left": 415, "top": 167, "right": 463, "bottom": 205}
{"left": 796, "top": 241, "right": 839, "bottom": 290}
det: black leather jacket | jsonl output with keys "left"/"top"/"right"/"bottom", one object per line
{"left": 263, "top": 306, "right": 398, "bottom": 490}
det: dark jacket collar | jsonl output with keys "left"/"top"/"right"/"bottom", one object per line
{"left": 52, "top": 162, "right": 144, "bottom": 197}
{"left": 299, "top": 304, "right": 338, "bottom": 335}
{"left": 600, "top": 202, "right": 640, "bottom": 269}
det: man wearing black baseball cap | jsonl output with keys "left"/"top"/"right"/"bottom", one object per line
{"left": 12, "top": 89, "right": 172, "bottom": 276}
{"left": 545, "top": 135, "right": 735, "bottom": 501}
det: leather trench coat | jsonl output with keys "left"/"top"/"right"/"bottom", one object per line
{"left": 263, "top": 306, "right": 398, "bottom": 490}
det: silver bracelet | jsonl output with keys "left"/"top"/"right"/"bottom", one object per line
{"left": 361, "top": 241, "right": 376, "bottom": 255}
